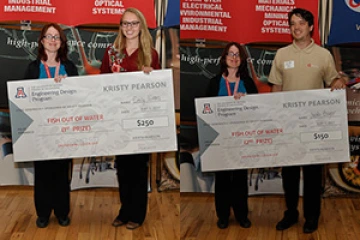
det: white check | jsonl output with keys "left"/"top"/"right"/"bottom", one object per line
{"left": 195, "top": 89, "right": 350, "bottom": 172}
{"left": 7, "top": 69, "right": 177, "bottom": 162}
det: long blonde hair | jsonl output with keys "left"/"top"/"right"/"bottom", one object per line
{"left": 113, "top": 7, "right": 154, "bottom": 70}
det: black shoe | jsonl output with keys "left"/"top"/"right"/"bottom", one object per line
{"left": 36, "top": 217, "right": 49, "bottom": 228}
{"left": 276, "top": 211, "right": 298, "bottom": 230}
{"left": 58, "top": 216, "right": 71, "bottom": 227}
{"left": 238, "top": 218, "right": 251, "bottom": 228}
{"left": 217, "top": 219, "right": 229, "bottom": 229}
{"left": 112, "top": 218, "right": 127, "bottom": 227}
{"left": 126, "top": 221, "right": 141, "bottom": 230}
{"left": 303, "top": 219, "right": 318, "bottom": 233}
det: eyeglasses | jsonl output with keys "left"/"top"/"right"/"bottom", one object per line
{"left": 227, "top": 52, "right": 240, "bottom": 58}
{"left": 120, "top": 21, "right": 140, "bottom": 28}
{"left": 43, "top": 35, "right": 61, "bottom": 41}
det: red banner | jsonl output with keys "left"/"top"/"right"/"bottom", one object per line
{"left": 180, "top": 0, "right": 319, "bottom": 44}
{"left": 0, "top": 0, "right": 156, "bottom": 28}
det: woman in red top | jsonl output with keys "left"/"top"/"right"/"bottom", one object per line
{"left": 100, "top": 7, "right": 160, "bottom": 230}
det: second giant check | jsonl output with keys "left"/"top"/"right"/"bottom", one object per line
{"left": 195, "top": 89, "right": 350, "bottom": 172}
{"left": 7, "top": 69, "right": 177, "bottom": 162}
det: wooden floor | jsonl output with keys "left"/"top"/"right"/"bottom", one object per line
{"left": 181, "top": 193, "right": 360, "bottom": 240}
{"left": 0, "top": 160, "right": 180, "bottom": 240}
{"left": 1, "top": 183, "right": 360, "bottom": 240}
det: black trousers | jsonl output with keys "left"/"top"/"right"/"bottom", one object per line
{"left": 34, "top": 159, "right": 71, "bottom": 219}
{"left": 115, "top": 154, "right": 149, "bottom": 224}
{"left": 215, "top": 169, "right": 248, "bottom": 221}
{"left": 282, "top": 164, "right": 323, "bottom": 220}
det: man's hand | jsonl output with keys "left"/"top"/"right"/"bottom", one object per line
{"left": 271, "top": 84, "right": 282, "bottom": 92}
{"left": 330, "top": 78, "right": 346, "bottom": 91}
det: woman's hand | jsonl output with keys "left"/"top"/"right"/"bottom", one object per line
{"left": 234, "top": 92, "right": 246, "bottom": 100}
{"left": 142, "top": 66, "right": 153, "bottom": 74}
{"left": 0, "top": 136, "right": 11, "bottom": 145}
{"left": 54, "top": 75, "right": 67, "bottom": 83}
{"left": 111, "top": 64, "right": 121, "bottom": 73}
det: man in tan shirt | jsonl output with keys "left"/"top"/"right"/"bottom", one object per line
{"left": 268, "top": 8, "right": 345, "bottom": 234}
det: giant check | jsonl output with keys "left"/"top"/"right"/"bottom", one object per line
{"left": 7, "top": 69, "right": 177, "bottom": 162}
{"left": 195, "top": 89, "right": 350, "bottom": 172}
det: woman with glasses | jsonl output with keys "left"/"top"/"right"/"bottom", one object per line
{"left": 24, "top": 23, "right": 78, "bottom": 228}
{"left": 207, "top": 42, "right": 258, "bottom": 229}
{"left": 100, "top": 8, "right": 160, "bottom": 230}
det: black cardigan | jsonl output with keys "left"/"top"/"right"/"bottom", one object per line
{"left": 206, "top": 74, "right": 258, "bottom": 97}
{"left": 24, "top": 59, "right": 78, "bottom": 79}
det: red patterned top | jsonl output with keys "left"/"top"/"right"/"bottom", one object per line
{"left": 100, "top": 45, "right": 161, "bottom": 73}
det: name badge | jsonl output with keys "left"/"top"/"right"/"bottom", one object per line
{"left": 284, "top": 60, "right": 294, "bottom": 69}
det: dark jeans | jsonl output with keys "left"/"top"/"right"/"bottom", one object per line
{"left": 282, "top": 164, "right": 323, "bottom": 220}
{"left": 215, "top": 169, "right": 249, "bottom": 221}
{"left": 34, "top": 159, "right": 71, "bottom": 218}
{"left": 115, "top": 154, "right": 149, "bottom": 224}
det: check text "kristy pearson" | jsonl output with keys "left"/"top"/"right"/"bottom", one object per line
{"left": 103, "top": 81, "right": 167, "bottom": 92}
{"left": 282, "top": 99, "right": 341, "bottom": 108}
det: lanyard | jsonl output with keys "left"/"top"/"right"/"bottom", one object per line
{"left": 41, "top": 60, "right": 60, "bottom": 78}
{"left": 224, "top": 76, "right": 240, "bottom": 96}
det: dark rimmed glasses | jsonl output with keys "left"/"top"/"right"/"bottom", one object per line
{"left": 120, "top": 21, "right": 140, "bottom": 28}
{"left": 43, "top": 35, "right": 61, "bottom": 41}
{"left": 227, "top": 52, "right": 240, "bottom": 58}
